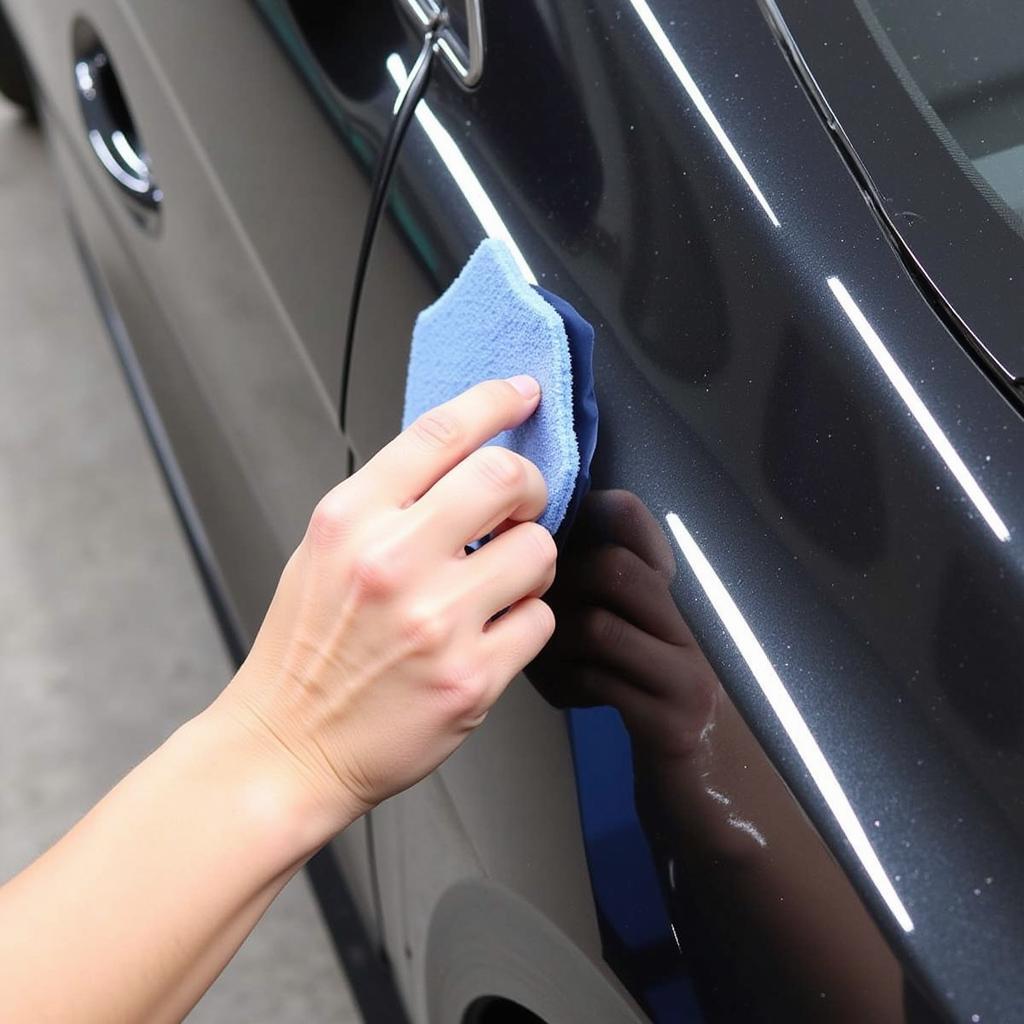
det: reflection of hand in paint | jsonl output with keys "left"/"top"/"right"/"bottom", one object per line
{"left": 530, "top": 488, "right": 769, "bottom": 859}
{"left": 530, "top": 489, "right": 909, "bottom": 1023}
{"left": 531, "top": 488, "right": 715, "bottom": 757}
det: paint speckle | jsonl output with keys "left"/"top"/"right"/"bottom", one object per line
{"left": 727, "top": 814, "right": 767, "bottom": 848}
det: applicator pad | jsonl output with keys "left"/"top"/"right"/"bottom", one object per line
{"left": 402, "top": 239, "right": 597, "bottom": 536}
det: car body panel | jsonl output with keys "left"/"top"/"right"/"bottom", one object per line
{"left": 5, "top": 0, "right": 396, "bottom": 952}
{"left": 346, "top": 1, "right": 1024, "bottom": 1019}
{"left": 9, "top": 0, "right": 1024, "bottom": 1019}
{"left": 370, "top": 676, "right": 643, "bottom": 1022}
{"left": 9, "top": 0, "right": 355, "bottom": 620}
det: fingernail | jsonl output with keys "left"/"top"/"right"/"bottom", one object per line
{"left": 507, "top": 374, "right": 540, "bottom": 399}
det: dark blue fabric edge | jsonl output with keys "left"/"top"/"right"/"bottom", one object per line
{"left": 533, "top": 284, "right": 598, "bottom": 542}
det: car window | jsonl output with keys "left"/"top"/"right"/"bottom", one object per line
{"left": 768, "top": 0, "right": 1024, "bottom": 386}
{"left": 860, "top": 0, "right": 1024, "bottom": 227}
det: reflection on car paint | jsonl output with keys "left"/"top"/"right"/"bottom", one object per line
{"left": 626, "top": 0, "right": 780, "bottom": 228}
{"left": 827, "top": 277, "right": 1009, "bottom": 543}
{"left": 530, "top": 490, "right": 941, "bottom": 1021}
{"left": 385, "top": 54, "right": 537, "bottom": 285}
{"left": 341, "top": 2, "right": 1024, "bottom": 1018}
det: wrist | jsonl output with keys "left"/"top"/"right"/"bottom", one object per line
{"left": 171, "top": 700, "right": 357, "bottom": 871}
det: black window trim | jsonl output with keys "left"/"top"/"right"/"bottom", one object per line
{"left": 761, "top": 0, "right": 1024, "bottom": 407}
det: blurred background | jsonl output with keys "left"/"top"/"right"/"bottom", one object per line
{"left": 0, "top": 95, "right": 359, "bottom": 1022}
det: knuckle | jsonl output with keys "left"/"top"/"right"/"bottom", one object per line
{"left": 399, "top": 603, "right": 451, "bottom": 652}
{"left": 431, "top": 658, "right": 488, "bottom": 722}
{"left": 474, "top": 446, "right": 525, "bottom": 492}
{"left": 538, "top": 599, "right": 556, "bottom": 635}
{"left": 411, "top": 408, "right": 462, "bottom": 452}
{"left": 613, "top": 489, "right": 648, "bottom": 519}
{"left": 350, "top": 541, "right": 404, "bottom": 598}
{"left": 601, "top": 545, "right": 641, "bottom": 587}
{"left": 308, "top": 491, "right": 354, "bottom": 549}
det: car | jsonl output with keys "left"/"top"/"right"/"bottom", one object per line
{"left": 4, "top": 1, "right": 1024, "bottom": 1020}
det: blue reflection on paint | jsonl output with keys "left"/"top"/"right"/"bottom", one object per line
{"left": 567, "top": 706, "right": 705, "bottom": 1021}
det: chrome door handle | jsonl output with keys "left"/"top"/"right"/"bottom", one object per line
{"left": 73, "top": 21, "right": 162, "bottom": 221}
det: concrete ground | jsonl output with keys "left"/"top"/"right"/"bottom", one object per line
{"left": 0, "top": 98, "right": 360, "bottom": 1022}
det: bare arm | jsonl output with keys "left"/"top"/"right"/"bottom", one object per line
{"left": 0, "top": 376, "right": 555, "bottom": 1024}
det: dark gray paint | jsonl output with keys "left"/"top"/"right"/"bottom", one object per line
{"left": 10, "top": 0, "right": 1024, "bottom": 1018}
{"left": 348, "top": 1, "right": 1024, "bottom": 1019}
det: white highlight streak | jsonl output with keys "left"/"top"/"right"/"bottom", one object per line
{"left": 111, "top": 131, "right": 149, "bottom": 180}
{"left": 74, "top": 61, "right": 94, "bottom": 96}
{"left": 727, "top": 814, "right": 768, "bottom": 848}
{"left": 88, "top": 130, "right": 149, "bottom": 194}
{"left": 627, "top": 0, "right": 780, "bottom": 228}
{"left": 828, "top": 277, "right": 1009, "bottom": 542}
{"left": 665, "top": 513, "right": 914, "bottom": 933}
{"left": 386, "top": 54, "right": 537, "bottom": 284}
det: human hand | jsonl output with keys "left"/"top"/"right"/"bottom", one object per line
{"left": 217, "top": 377, "right": 557, "bottom": 847}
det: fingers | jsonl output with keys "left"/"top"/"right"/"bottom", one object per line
{"left": 481, "top": 596, "right": 556, "bottom": 700}
{"left": 412, "top": 446, "right": 548, "bottom": 550}
{"left": 361, "top": 377, "right": 541, "bottom": 506}
{"left": 460, "top": 522, "right": 557, "bottom": 621}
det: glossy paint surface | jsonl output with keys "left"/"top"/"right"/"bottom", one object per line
{"left": 15, "top": 0, "right": 1024, "bottom": 1016}
{"left": 769, "top": 0, "right": 1024, "bottom": 386}
{"left": 347, "top": 1, "right": 1024, "bottom": 1019}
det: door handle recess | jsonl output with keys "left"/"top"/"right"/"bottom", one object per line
{"left": 73, "top": 20, "right": 162, "bottom": 221}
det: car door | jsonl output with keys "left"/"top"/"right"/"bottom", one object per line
{"left": 342, "top": 8, "right": 655, "bottom": 1018}
{"left": 5, "top": 0, "right": 424, "bottom": 632}
{"left": 342, "top": 3, "right": 746, "bottom": 1018}
{"left": 343, "top": 2, "right": 1024, "bottom": 1022}
{"left": 4, "top": 0, "right": 433, "bottom": 963}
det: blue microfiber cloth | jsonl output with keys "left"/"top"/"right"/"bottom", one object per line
{"left": 403, "top": 238, "right": 597, "bottom": 536}
{"left": 535, "top": 284, "right": 598, "bottom": 534}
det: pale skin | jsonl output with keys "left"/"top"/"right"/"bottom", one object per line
{"left": 0, "top": 376, "right": 556, "bottom": 1024}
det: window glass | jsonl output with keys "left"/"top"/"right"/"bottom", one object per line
{"left": 862, "top": 0, "right": 1024, "bottom": 223}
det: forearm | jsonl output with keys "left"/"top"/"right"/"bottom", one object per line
{"left": 0, "top": 379, "right": 552, "bottom": 1023}
{"left": 167, "top": 865, "right": 296, "bottom": 1023}
{"left": 0, "top": 702, "right": 353, "bottom": 1024}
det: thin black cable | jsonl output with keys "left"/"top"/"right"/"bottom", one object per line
{"left": 339, "top": 28, "right": 438, "bottom": 430}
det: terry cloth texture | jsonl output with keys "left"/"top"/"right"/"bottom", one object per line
{"left": 403, "top": 238, "right": 596, "bottom": 535}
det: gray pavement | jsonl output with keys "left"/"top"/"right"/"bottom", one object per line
{"left": 0, "top": 97, "right": 360, "bottom": 1022}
